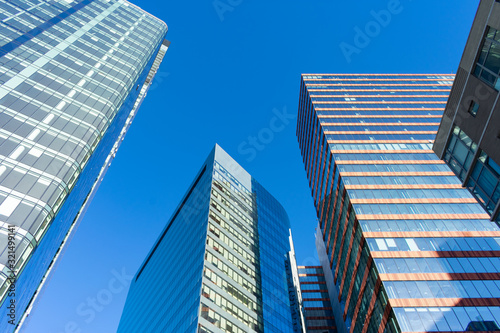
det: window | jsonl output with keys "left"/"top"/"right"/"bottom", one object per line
{"left": 467, "top": 151, "right": 500, "bottom": 216}
{"left": 468, "top": 100, "right": 479, "bottom": 117}
{"left": 473, "top": 26, "right": 500, "bottom": 90}
{"left": 444, "top": 125, "right": 478, "bottom": 181}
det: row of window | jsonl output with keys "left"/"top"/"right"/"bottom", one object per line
{"left": 300, "top": 283, "right": 326, "bottom": 290}
{"left": 375, "top": 256, "right": 500, "bottom": 274}
{"left": 303, "top": 75, "right": 454, "bottom": 80}
{"left": 361, "top": 219, "right": 498, "bottom": 233}
{"left": 334, "top": 152, "right": 438, "bottom": 161}
{"left": 313, "top": 96, "right": 449, "bottom": 102}
{"left": 318, "top": 110, "right": 444, "bottom": 117}
{"left": 327, "top": 134, "right": 437, "bottom": 142}
{"left": 297, "top": 267, "right": 323, "bottom": 274}
{"left": 344, "top": 175, "right": 460, "bottom": 186}
{"left": 318, "top": 104, "right": 445, "bottom": 111}
{"left": 385, "top": 279, "right": 500, "bottom": 300}
{"left": 354, "top": 202, "right": 485, "bottom": 216}
{"left": 330, "top": 143, "right": 433, "bottom": 151}
{"left": 394, "top": 306, "right": 500, "bottom": 332}
{"left": 349, "top": 188, "right": 472, "bottom": 200}
{"left": 367, "top": 236, "right": 500, "bottom": 252}
{"left": 320, "top": 117, "right": 442, "bottom": 124}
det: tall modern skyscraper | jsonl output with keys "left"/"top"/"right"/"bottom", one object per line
{"left": 118, "top": 144, "right": 303, "bottom": 333}
{"left": 297, "top": 74, "right": 500, "bottom": 333}
{"left": 0, "top": 1, "right": 168, "bottom": 331}
{"left": 434, "top": 0, "right": 500, "bottom": 223}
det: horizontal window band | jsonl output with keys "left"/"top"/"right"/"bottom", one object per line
{"left": 335, "top": 160, "right": 445, "bottom": 165}
{"left": 306, "top": 83, "right": 452, "bottom": 86}
{"left": 364, "top": 231, "right": 500, "bottom": 238}
{"left": 306, "top": 327, "right": 337, "bottom": 330}
{"left": 315, "top": 101, "right": 445, "bottom": 105}
{"left": 298, "top": 265, "right": 323, "bottom": 269}
{"left": 312, "top": 95, "right": 448, "bottom": 98}
{"left": 345, "top": 184, "right": 463, "bottom": 190}
{"left": 323, "top": 122, "right": 441, "bottom": 126}
{"left": 356, "top": 213, "right": 490, "bottom": 220}
{"left": 302, "top": 73, "right": 454, "bottom": 76}
{"left": 303, "top": 298, "right": 332, "bottom": 301}
{"left": 304, "top": 307, "right": 333, "bottom": 310}
{"left": 326, "top": 131, "right": 437, "bottom": 135}
{"left": 379, "top": 272, "right": 500, "bottom": 281}
{"left": 331, "top": 149, "right": 435, "bottom": 154}
{"left": 301, "top": 290, "right": 330, "bottom": 293}
{"left": 340, "top": 171, "right": 454, "bottom": 177}
{"left": 305, "top": 77, "right": 453, "bottom": 81}
{"left": 389, "top": 297, "right": 500, "bottom": 308}
{"left": 317, "top": 108, "right": 444, "bottom": 111}
{"left": 371, "top": 250, "right": 500, "bottom": 258}
{"left": 309, "top": 89, "right": 451, "bottom": 92}
{"left": 319, "top": 114, "right": 443, "bottom": 118}
{"left": 329, "top": 141, "right": 433, "bottom": 144}
{"left": 350, "top": 198, "right": 478, "bottom": 204}
{"left": 397, "top": 331, "right": 498, "bottom": 333}
{"left": 300, "top": 281, "right": 327, "bottom": 284}
{"left": 305, "top": 317, "right": 336, "bottom": 320}
{"left": 299, "top": 274, "right": 324, "bottom": 277}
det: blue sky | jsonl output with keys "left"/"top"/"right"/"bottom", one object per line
{"left": 24, "top": 1, "right": 479, "bottom": 332}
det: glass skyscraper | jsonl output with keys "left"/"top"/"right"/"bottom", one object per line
{"left": 117, "top": 144, "right": 302, "bottom": 333}
{"left": 0, "top": 1, "right": 168, "bottom": 331}
{"left": 297, "top": 74, "right": 500, "bottom": 333}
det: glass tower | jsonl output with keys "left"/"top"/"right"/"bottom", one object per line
{"left": 297, "top": 74, "right": 500, "bottom": 333}
{"left": 117, "top": 144, "right": 302, "bottom": 333}
{"left": 0, "top": 1, "right": 168, "bottom": 331}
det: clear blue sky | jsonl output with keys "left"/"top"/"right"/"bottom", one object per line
{"left": 24, "top": 1, "right": 479, "bottom": 332}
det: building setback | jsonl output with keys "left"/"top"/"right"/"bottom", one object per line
{"left": 433, "top": 0, "right": 500, "bottom": 223}
{"left": 298, "top": 265, "right": 337, "bottom": 333}
{"left": 117, "top": 144, "right": 303, "bottom": 333}
{"left": 0, "top": 0, "right": 168, "bottom": 331}
{"left": 297, "top": 74, "right": 500, "bottom": 333}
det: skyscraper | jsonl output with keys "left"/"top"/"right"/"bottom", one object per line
{"left": 433, "top": 0, "right": 500, "bottom": 223}
{"left": 0, "top": 1, "right": 168, "bottom": 331}
{"left": 117, "top": 144, "right": 303, "bottom": 333}
{"left": 297, "top": 74, "right": 500, "bottom": 333}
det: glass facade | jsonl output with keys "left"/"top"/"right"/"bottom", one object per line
{"left": 297, "top": 74, "right": 500, "bottom": 333}
{"left": 473, "top": 26, "right": 500, "bottom": 90}
{"left": 0, "top": 1, "right": 168, "bottom": 331}
{"left": 445, "top": 125, "right": 500, "bottom": 221}
{"left": 117, "top": 145, "right": 301, "bottom": 333}
{"left": 298, "top": 266, "right": 336, "bottom": 333}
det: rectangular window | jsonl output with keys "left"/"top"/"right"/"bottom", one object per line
{"left": 474, "top": 26, "right": 500, "bottom": 90}
{"left": 468, "top": 100, "right": 479, "bottom": 117}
